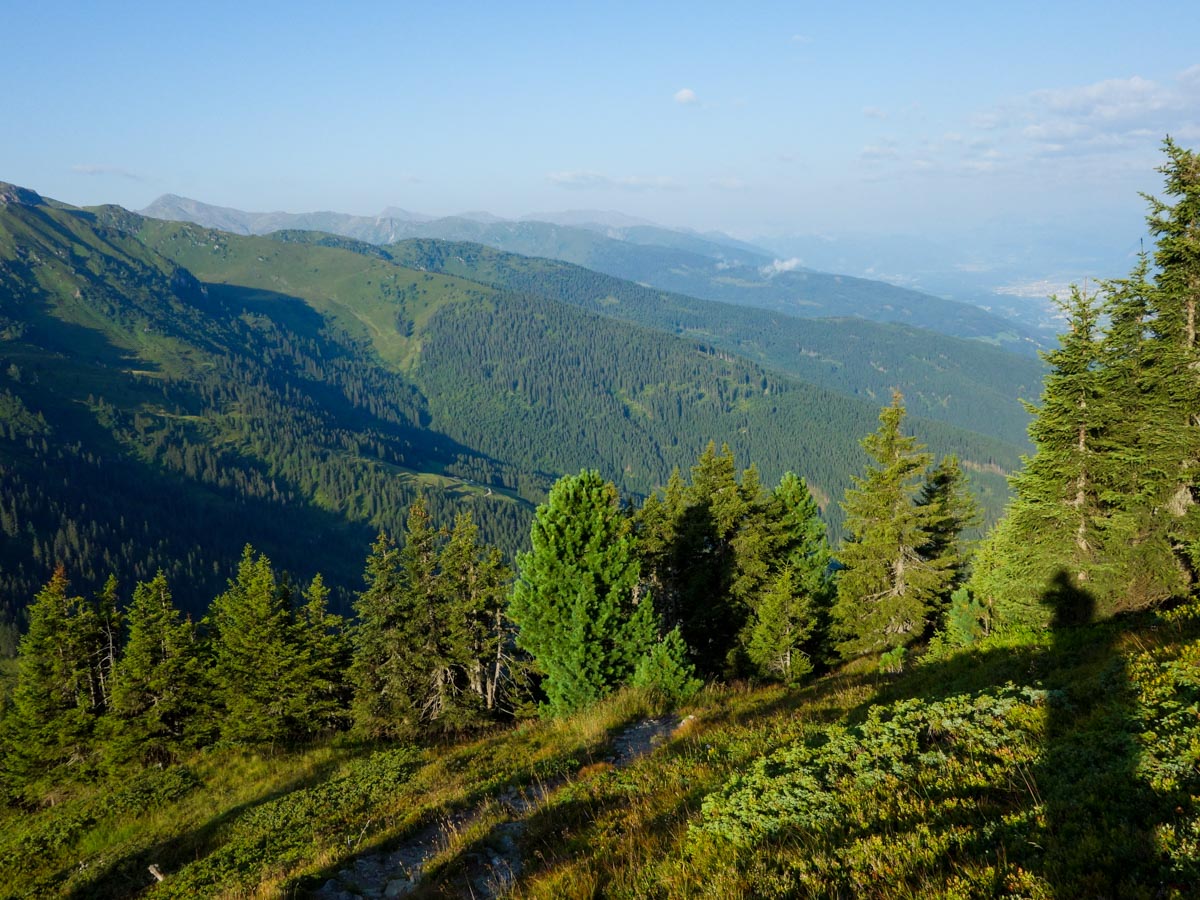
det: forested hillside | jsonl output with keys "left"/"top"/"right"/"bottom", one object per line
{"left": 379, "top": 237, "right": 1041, "bottom": 447}
{"left": 0, "top": 188, "right": 1018, "bottom": 630}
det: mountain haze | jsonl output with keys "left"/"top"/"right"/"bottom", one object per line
{"left": 141, "top": 195, "right": 1045, "bottom": 351}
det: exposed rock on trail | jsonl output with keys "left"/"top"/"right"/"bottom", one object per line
{"left": 310, "top": 714, "right": 684, "bottom": 899}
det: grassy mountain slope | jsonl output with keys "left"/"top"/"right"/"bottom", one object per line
{"left": 6, "top": 603, "right": 1195, "bottom": 897}
{"left": 380, "top": 238, "right": 1041, "bottom": 448}
{"left": 141, "top": 196, "right": 1043, "bottom": 351}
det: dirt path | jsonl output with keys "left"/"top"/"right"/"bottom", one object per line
{"left": 310, "top": 715, "right": 684, "bottom": 899}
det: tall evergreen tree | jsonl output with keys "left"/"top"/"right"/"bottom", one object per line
{"left": 438, "top": 512, "right": 514, "bottom": 721}
{"left": 833, "top": 392, "right": 950, "bottom": 656}
{"left": 349, "top": 531, "right": 414, "bottom": 739}
{"left": 744, "top": 473, "right": 832, "bottom": 680}
{"left": 970, "top": 289, "right": 1104, "bottom": 625}
{"left": 290, "top": 574, "right": 350, "bottom": 735}
{"left": 917, "top": 455, "right": 981, "bottom": 607}
{"left": 509, "top": 470, "right": 656, "bottom": 715}
{"left": 206, "top": 547, "right": 320, "bottom": 744}
{"left": 105, "top": 572, "right": 201, "bottom": 766}
{"left": 0, "top": 568, "right": 106, "bottom": 797}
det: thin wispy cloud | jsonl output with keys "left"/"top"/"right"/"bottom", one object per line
{"left": 71, "top": 163, "right": 144, "bottom": 181}
{"left": 761, "top": 257, "right": 805, "bottom": 276}
{"left": 790, "top": 34, "right": 812, "bottom": 44}
{"left": 861, "top": 140, "right": 899, "bottom": 162}
{"left": 972, "top": 67, "right": 1200, "bottom": 161}
{"left": 674, "top": 88, "right": 697, "bottom": 105}
{"left": 710, "top": 176, "right": 748, "bottom": 191}
{"left": 863, "top": 106, "right": 887, "bottom": 119}
{"left": 547, "top": 171, "right": 682, "bottom": 192}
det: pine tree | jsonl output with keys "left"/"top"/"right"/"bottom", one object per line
{"left": 0, "top": 568, "right": 106, "bottom": 797}
{"left": 105, "top": 572, "right": 201, "bottom": 766}
{"left": 509, "top": 470, "right": 656, "bottom": 715}
{"left": 747, "top": 567, "right": 816, "bottom": 683}
{"left": 970, "top": 289, "right": 1115, "bottom": 626}
{"left": 206, "top": 547, "right": 314, "bottom": 744}
{"left": 290, "top": 574, "right": 350, "bottom": 736}
{"left": 833, "top": 392, "right": 949, "bottom": 656}
{"left": 438, "top": 512, "right": 514, "bottom": 721}
{"left": 349, "top": 531, "right": 410, "bottom": 739}
{"left": 917, "top": 455, "right": 981, "bottom": 609}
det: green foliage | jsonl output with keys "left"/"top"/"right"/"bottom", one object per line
{"left": 696, "top": 684, "right": 1047, "bottom": 847}
{"left": 510, "top": 470, "right": 656, "bottom": 715}
{"left": 105, "top": 572, "right": 204, "bottom": 766}
{"left": 834, "top": 393, "right": 959, "bottom": 657}
{"left": 0, "top": 567, "right": 109, "bottom": 799}
{"left": 942, "top": 586, "right": 990, "bottom": 649}
{"left": 206, "top": 547, "right": 345, "bottom": 744}
{"left": 631, "top": 626, "right": 702, "bottom": 704}
{"left": 350, "top": 502, "right": 514, "bottom": 737}
{"left": 746, "top": 568, "right": 816, "bottom": 684}
{"left": 974, "top": 142, "right": 1200, "bottom": 628}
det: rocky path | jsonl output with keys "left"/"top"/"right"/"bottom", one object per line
{"left": 311, "top": 715, "right": 684, "bottom": 899}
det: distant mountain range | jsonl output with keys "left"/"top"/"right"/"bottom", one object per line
{"left": 140, "top": 195, "right": 1046, "bottom": 354}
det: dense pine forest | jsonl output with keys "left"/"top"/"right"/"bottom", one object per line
{"left": 0, "top": 144, "right": 1197, "bottom": 898}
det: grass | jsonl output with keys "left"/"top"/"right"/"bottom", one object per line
{"left": 1, "top": 609, "right": 1196, "bottom": 898}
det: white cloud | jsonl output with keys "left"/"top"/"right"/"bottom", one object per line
{"left": 972, "top": 68, "right": 1199, "bottom": 160}
{"left": 761, "top": 257, "right": 805, "bottom": 276}
{"left": 71, "top": 163, "right": 143, "bottom": 180}
{"left": 790, "top": 34, "right": 812, "bottom": 44}
{"left": 547, "top": 171, "right": 681, "bottom": 192}
{"left": 710, "top": 176, "right": 747, "bottom": 191}
{"left": 674, "top": 88, "right": 697, "bottom": 104}
{"left": 863, "top": 106, "right": 886, "bottom": 119}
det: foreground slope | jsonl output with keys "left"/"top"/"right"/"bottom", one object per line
{"left": 4, "top": 601, "right": 1195, "bottom": 898}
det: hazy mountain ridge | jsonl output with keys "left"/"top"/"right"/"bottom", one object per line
{"left": 140, "top": 194, "right": 1044, "bottom": 352}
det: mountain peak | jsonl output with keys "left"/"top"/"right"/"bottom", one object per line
{"left": 0, "top": 183, "right": 44, "bottom": 206}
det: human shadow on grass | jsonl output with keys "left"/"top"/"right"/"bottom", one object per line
{"left": 832, "top": 568, "right": 1167, "bottom": 897}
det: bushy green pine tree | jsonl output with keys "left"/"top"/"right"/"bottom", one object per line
{"left": 0, "top": 568, "right": 107, "bottom": 797}
{"left": 105, "top": 572, "right": 202, "bottom": 766}
{"left": 206, "top": 547, "right": 325, "bottom": 744}
{"left": 833, "top": 392, "right": 950, "bottom": 657}
{"left": 509, "top": 470, "right": 656, "bottom": 715}
{"left": 349, "top": 531, "right": 413, "bottom": 739}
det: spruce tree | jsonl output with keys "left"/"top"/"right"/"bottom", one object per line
{"left": 747, "top": 567, "right": 816, "bottom": 683}
{"left": 290, "top": 574, "right": 350, "bottom": 735}
{"left": 1, "top": 568, "right": 106, "bottom": 797}
{"left": 509, "top": 470, "right": 656, "bottom": 715}
{"left": 970, "top": 289, "right": 1114, "bottom": 626}
{"left": 206, "top": 547, "right": 314, "bottom": 744}
{"left": 917, "top": 455, "right": 981, "bottom": 608}
{"left": 349, "top": 531, "right": 413, "bottom": 739}
{"left": 833, "top": 392, "right": 949, "bottom": 656}
{"left": 105, "top": 572, "right": 201, "bottom": 766}
{"left": 438, "top": 512, "right": 513, "bottom": 721}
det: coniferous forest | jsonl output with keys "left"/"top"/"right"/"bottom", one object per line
{"left": 0, "top": 145, "right": 1197, "bottom": 898}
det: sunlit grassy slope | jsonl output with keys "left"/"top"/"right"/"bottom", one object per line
{"left": 5, "top": 603, "right": 1195, "bottom": 899}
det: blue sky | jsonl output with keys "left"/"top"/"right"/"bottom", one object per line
{"left": 4, "top": 1, "right": 1198, "bottom": 243}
